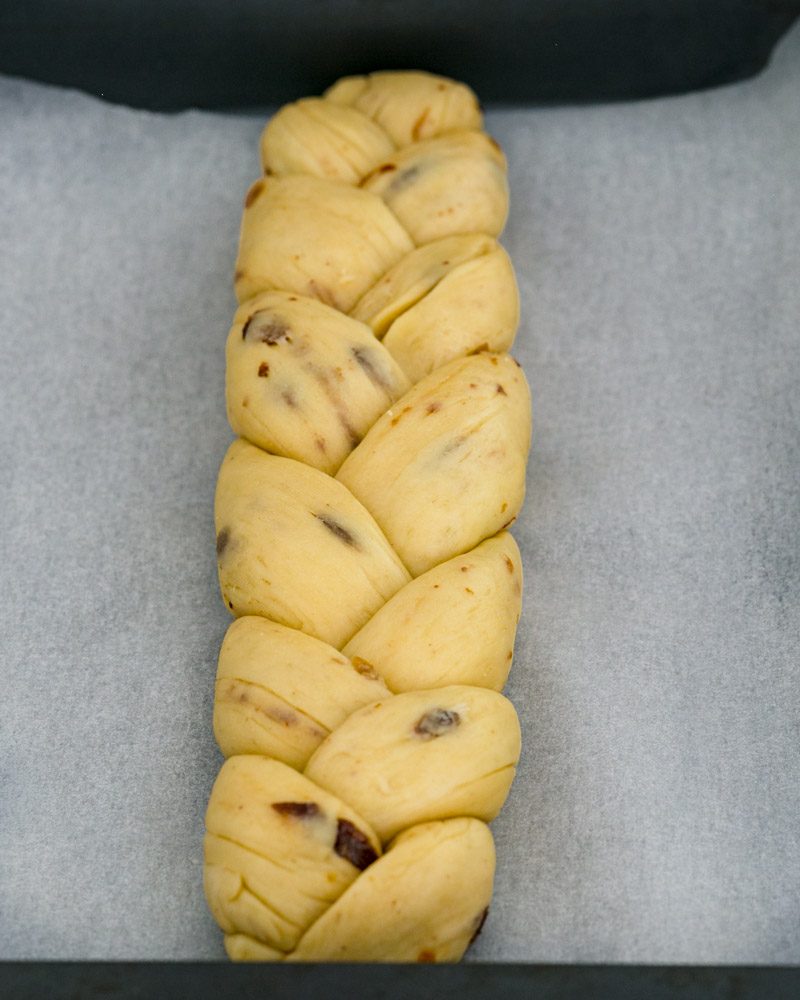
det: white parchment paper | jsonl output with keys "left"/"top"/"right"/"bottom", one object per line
{"left": 1, "top": 24, "right": 798, "bottom": 961}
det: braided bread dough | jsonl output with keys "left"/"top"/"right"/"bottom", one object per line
{"left": 205, "top": 69, "right": 531, "bottom": 963}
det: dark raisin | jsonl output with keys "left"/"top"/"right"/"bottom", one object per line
{"left": 334, "top": 819, "right": 377, "bottom": 870}
{"left": 243, "top": 311, "right": 291, "bottom": 345}
{"left": 272, "top": 802, "right": 320, "bottom": 819}
{"left": 338, "top": 411, "right": 361, "bottom": 447}
{"left": 262, "top": 323, "right": 291, "bottom": 345}
{"left": 315, "top": 513, "right": 358, "bottom": 548}
{"left": 216, "top": 528, "right": 230, "bottom": 556}
{"left": 352, "top": 346, "right": 391, "bottom": 390}
{"left": 414, "top": 709, "right": 460, "bottom": 739}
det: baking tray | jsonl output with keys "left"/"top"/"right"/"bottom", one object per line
{"left": 1, "top": 1, "right": 799, "bottom": 996}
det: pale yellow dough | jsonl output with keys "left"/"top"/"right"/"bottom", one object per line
{"left": 226, "top": 291, "right": 410, "bottom": 474}
{"left": 214, "top": 617, "right": 390, "bottom": 768}
{"left": 344, "top": 532, "right": 522, "bottom": 692}
{"left": 287, "top": 819, "right": 495, "bottom": 962}
{"left": 224, "top": 934, "right": 285, "bottom": 962}
{"left": 351, "top": 234, "right": 520, "bottom": 383}
{"left": 305, "top": 685, "right": 520, "bottom": 842}
{"left": 361, "top": 130, "right": 509, "bottom": 244}
{"left": 204, "top": 756, "right": 381, "bottom": 954}
{"left": 235, "top": 175, "right": 413, "bottom": 310}
{"left": 215, "top": 438, "right": 410, "bottom": 647}
{"left": 324, "top": 71, "right": 483, "bottom": 146}
{"left": 205, "top": 68, "right": 531, "bottom": 965}
{"left": 259, "top": 97, "right": 395, "bottom": 183}
{"left": 336, "top": 353, "right": 532, "bottom": 576}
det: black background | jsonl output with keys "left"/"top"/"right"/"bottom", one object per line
{"left": 0, "top": 0, "right": 798, "bottom": 109}
{"left": 2, "top": 962, "right": 800, "bottom": 998}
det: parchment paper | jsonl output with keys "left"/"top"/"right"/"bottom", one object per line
{"left": 1, "top": 24, "right": 798, "bottom": 961}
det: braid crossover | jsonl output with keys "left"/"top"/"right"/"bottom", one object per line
{"left": 205, "top": 70, "right": 532, "bottom": 963}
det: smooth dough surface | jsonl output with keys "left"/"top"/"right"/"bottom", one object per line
{"left": 214, "top": 616, "right": 390, "bottom": 767}
{"left": 260, "top": 97, "right": 395, "bottom": 183}
{"left": 288, "top": 818, "right": 495, "bottom": 962}
{"left": 336, "top": 353, "right": 532, "bottom": 576}
{"left": 351, "top": 234, "right": 519, "bottom": 383}
{"left": 304, "top": 685, "right": 521, "bottom": 842}
{"left": 226, "top": 291, "right": 410, "bottom": 474}
{"left": 235, "top": 175, "right": 413, "bottom": 310}
{"left": 323, "top": 70, "right": 483, "bottom": 146}
{"left": 204, "top": 756, "right": 381, "bottom": 954}
{"left": 343, "top": 532, "right": 522, "bottom": 692}
{"left": 215, "top": 439, "right": 410, "bottom": 647}
{"left": 362, "top": 130, "right": 509, "bottom": 244}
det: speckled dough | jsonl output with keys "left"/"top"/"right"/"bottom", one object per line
{"left": 226, "top": 291, "right": 410, "bottom": 474}
{"left": 215, "top": 438, "right": 410, "bottom": 647}
{"left": 324, "top": 71, "right": 482, "bottom": 146}
{"left": 205, "top": 69, "right": 531, "bottom": 963}
{"left": 214, "top": 617, "right": 390, "bottom": 767}
{"left": 336, "top": 353, "right": 531, "bottom": 576}
{"left": 205, "top": 756, "right": 382, "bottom": 956}
{"left": 288, "top": 819, "right": 495, "bottom": 963}
{"left": 259, "top": 98, "right": 395, "bottom": 184}
{"left": 343, "top": 532, "right": 523, "bottom": 692}
{"left": 360, "top": 130, "right": 509, "bottom": 244}
{"left": 235, "top": 175, "right": 413, "bottom": 311}
{"left": 351, "top": 234, "right": 520, "bottom": 383}
{"left": 304, "top": 685, "right": 521, "bottom": 841}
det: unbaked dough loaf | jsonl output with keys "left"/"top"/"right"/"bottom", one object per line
{"left": 204, "top": 69, "right": 531, "bottom": 963}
